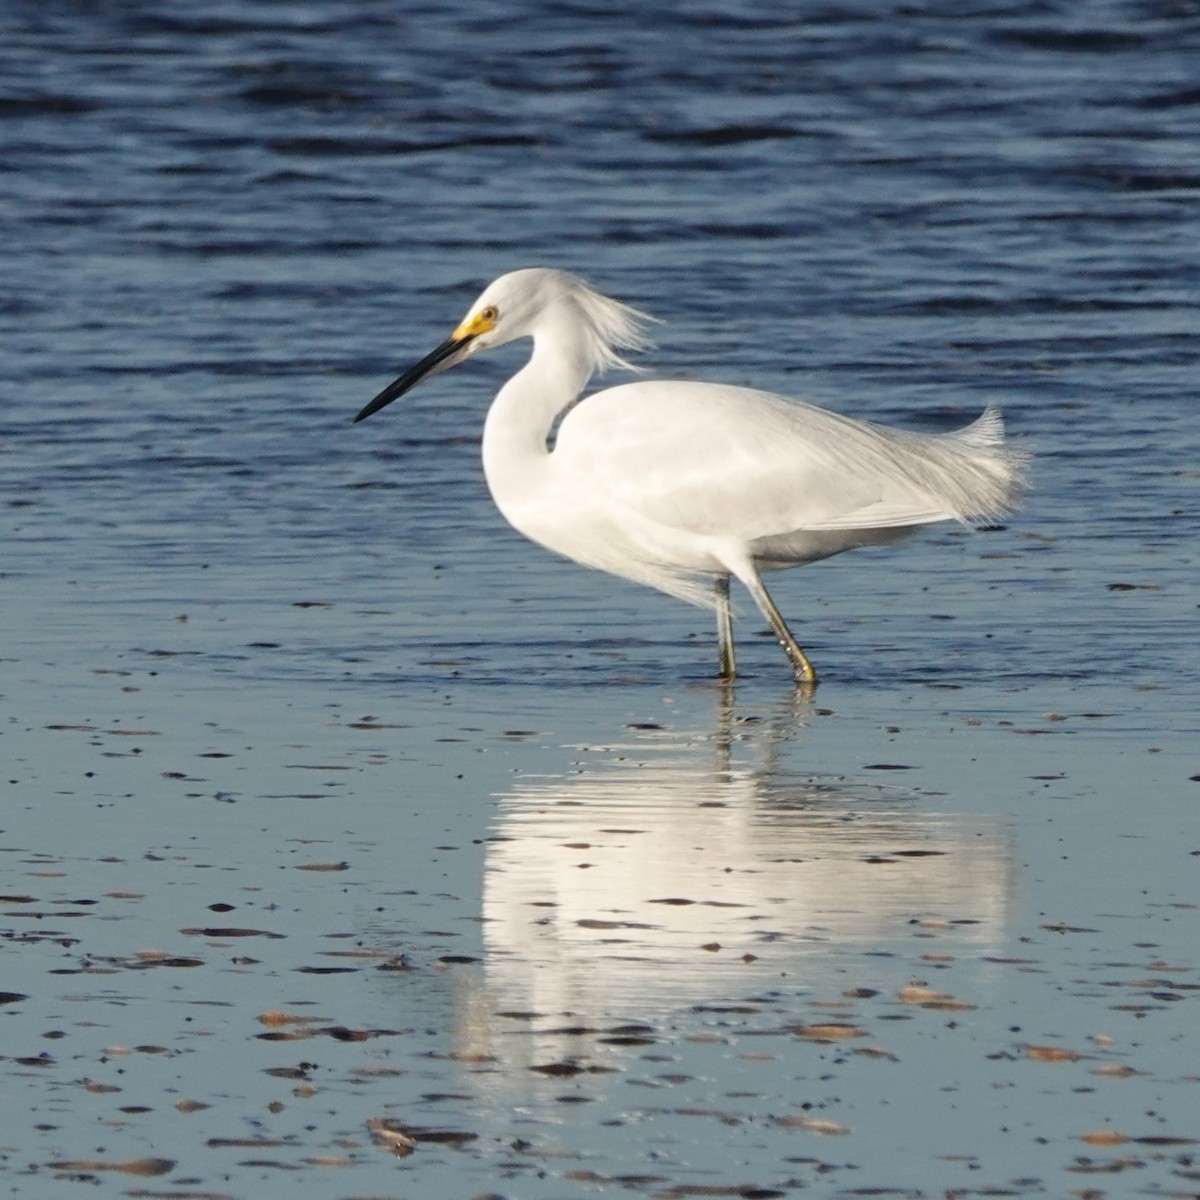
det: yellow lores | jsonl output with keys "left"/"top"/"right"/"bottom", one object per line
{"left": 452, "top": 305, "right": 498, "bottom": 342}
{"left": 356, "top": 268, "right": 1028, "bottom": 687}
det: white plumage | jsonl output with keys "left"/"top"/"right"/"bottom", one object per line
{"left": 355, "top": 268, "right": 1028, "bottom": 685}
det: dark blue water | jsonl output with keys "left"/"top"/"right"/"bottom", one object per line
{"left": 2, "top": 3, "right": 1198, "bottom": 1197}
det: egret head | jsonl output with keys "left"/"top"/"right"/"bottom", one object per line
{"left": 353, "top": 269, "right": 651, "bottom": 423}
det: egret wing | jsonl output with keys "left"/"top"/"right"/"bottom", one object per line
{"left": 556, "top": 381, "right": 965, "bottom": 540}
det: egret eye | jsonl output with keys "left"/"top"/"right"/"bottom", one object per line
{"left": 480, "top": 305, "right": 498, "bottom": 323}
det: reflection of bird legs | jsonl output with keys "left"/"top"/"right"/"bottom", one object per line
{"left": 710, "top": 652, "right": 815, "bottom": 782}
{"left": 714, "top": 571, "right": 818, "bottom": 690}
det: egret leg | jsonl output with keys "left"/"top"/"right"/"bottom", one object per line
{"left": 739, "top": 566, "right": 818, "bottom": 687}
{"left": 715, "top": 574, "right": 736, "bottom": 680}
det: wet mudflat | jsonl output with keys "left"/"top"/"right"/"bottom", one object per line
{"left": 3, "top": 1, "right": 1199, "bottom": 1196}
{"left": 2, "top": 655, "right": 1195, "bottom": 1198}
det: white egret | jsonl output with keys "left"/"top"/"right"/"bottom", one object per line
{"left": 355, "top": 268, "right": 1027, "bottom": 685}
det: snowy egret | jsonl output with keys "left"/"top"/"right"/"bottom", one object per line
{"left": 355, "top": 268, "right": 1027, "bottom": 685}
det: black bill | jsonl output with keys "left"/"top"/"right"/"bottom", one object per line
{"left": 353, "top": 333, "right": 475, "bottom": 423}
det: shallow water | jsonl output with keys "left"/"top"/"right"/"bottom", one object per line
{"left": 2, "top": 2, "right": 1199, "bottom": 1197}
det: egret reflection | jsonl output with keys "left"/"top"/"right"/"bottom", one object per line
{"left": 472, "top": 707, "right": 1013, "bottom": 1064}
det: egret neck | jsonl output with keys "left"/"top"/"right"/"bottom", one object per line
{"left": 481, "top": 310, "right": 594, "bottom": 511}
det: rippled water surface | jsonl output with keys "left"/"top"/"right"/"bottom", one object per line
{"left": 2, "top": 2, "right": 1198, "bottom": 1197}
